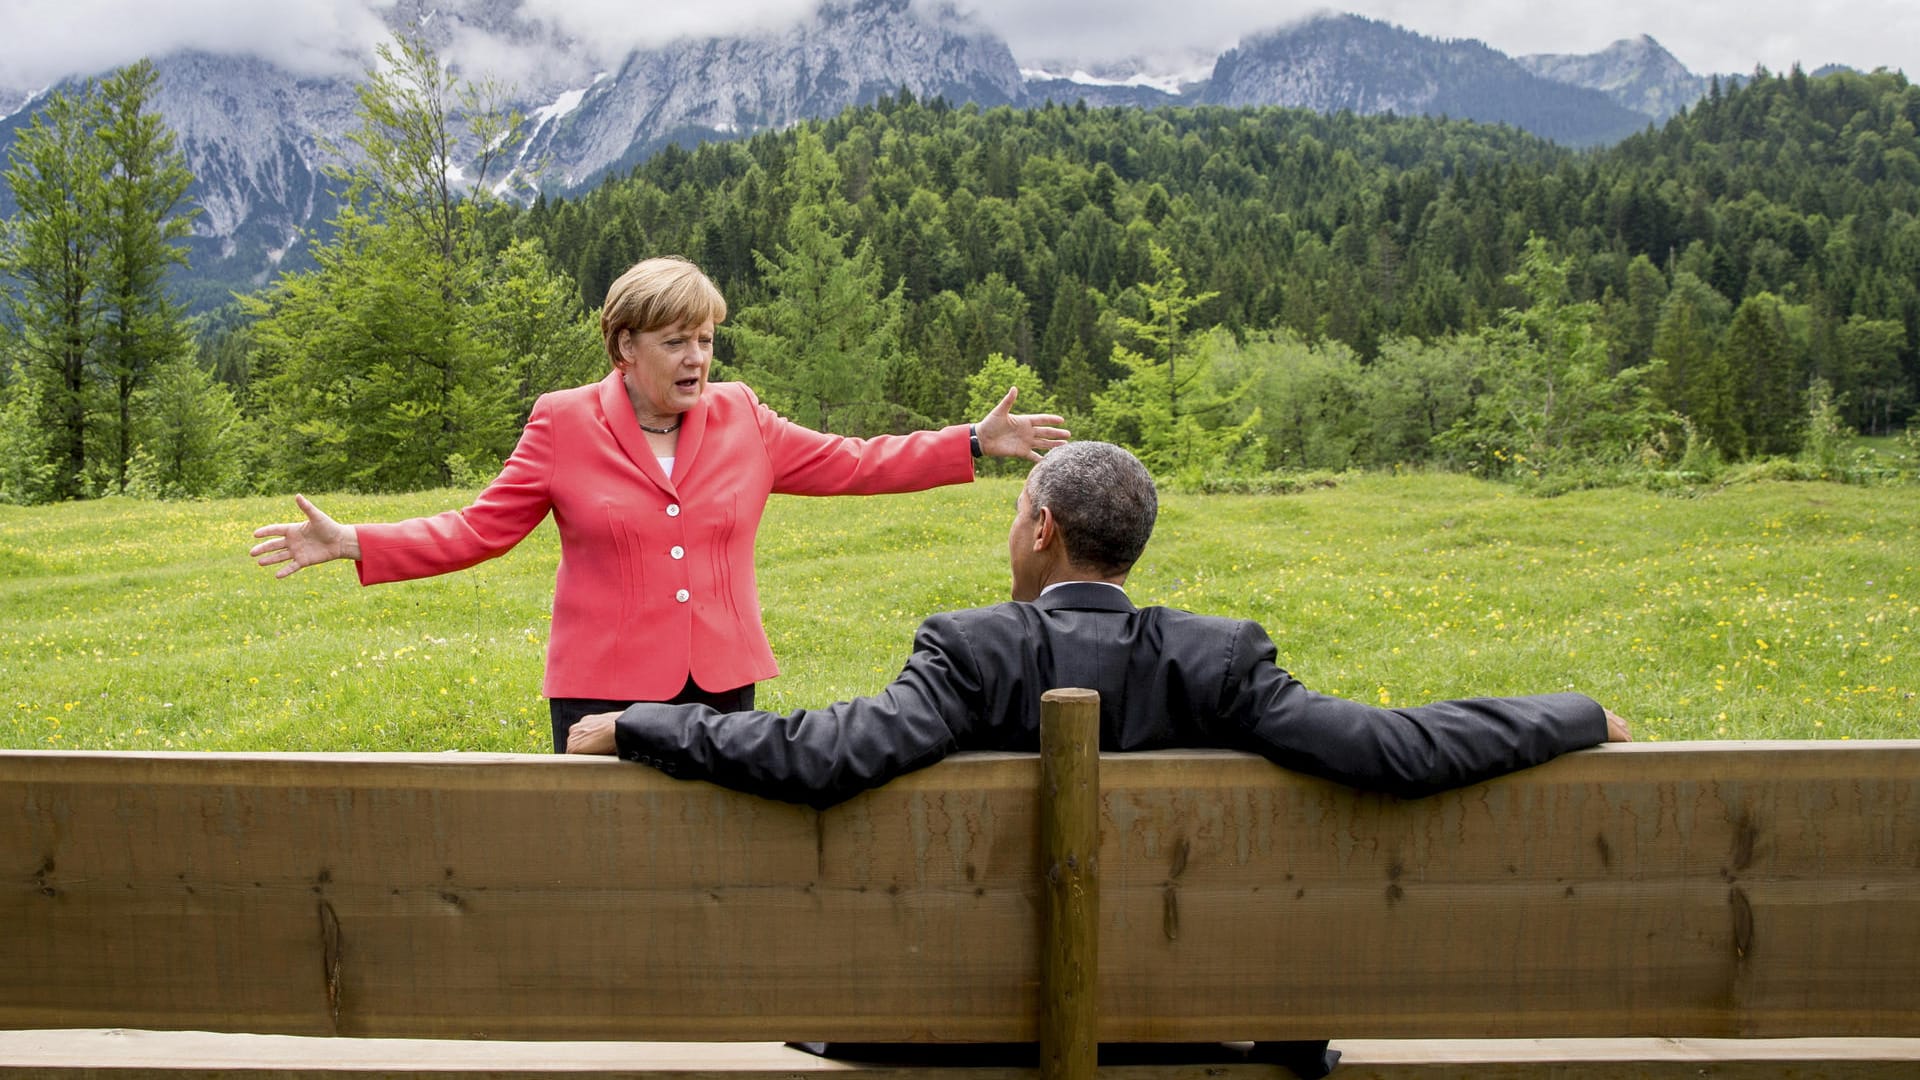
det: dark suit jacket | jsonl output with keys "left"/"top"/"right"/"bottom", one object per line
{"left": 614, "top": 581, "right": 1608, "bottom": 809}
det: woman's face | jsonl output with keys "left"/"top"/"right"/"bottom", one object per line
{"left": 617, "top": 319, "right": 714, "bottom": 421}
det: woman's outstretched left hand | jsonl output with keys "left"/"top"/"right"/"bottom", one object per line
{"left": 975, "top": 387, "right": 1070, "bottom": 462}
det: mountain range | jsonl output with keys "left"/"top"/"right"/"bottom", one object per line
{"left": 0, "top": 1, "right": 1739, "bottom": 306}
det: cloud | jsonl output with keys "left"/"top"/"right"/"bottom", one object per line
{"left": 947, "top": 0, "right": 1268, "bottom": 64}
{"left": 1319, "top": 1, "right": 1917, "bottom": 77}
{"left": 1, "top": 0, "right": 389, "bottom": 88}
{"left": 950, "top": 0, "right": 1917, "bottom": 77}
{"left": 518, "top": 0, "right": 821, "bottom": 60}
{"left": 0, "top": 0, "right": 849, "bottom": 94}
{"left": 0, "top": 0, "right": 1912, "bottom": 99}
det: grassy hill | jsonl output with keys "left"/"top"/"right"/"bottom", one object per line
{"left": 3, "top": 473, "right": 1915, "bottom": 752}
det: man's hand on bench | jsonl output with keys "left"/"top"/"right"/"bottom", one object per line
{"left": 567, "top": 713, "right": 619, "bottom": 755}
{"left": 1605, "top": 708, "right": 1632, "bottom": 743}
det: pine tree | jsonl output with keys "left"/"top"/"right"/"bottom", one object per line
{"left": 0, "top": 83, "right": 109, "bottom": 499}
{"left": 96, "top": 60, "right": 197, "bottom": 493}
{"left": 728, "top": 128, "right": 905, "bottom": 435}
{"left": 1607, "top": 254, "right": 1667, "bottom": 373}
{"left": 1434, "top": 237, "right": 1660, "bottom": 478}
{"left": 0, "top": 359, "right": 62, "bottom": 504}
{"left": 1651, "top": 280, "right": 1743, "bottom": 459}
{"left": 1833, "top": 315, "right": 1909, "bottom": 435}
{"left": 470, "top": 237, "right": 602, "bottom": 425}
{"left": 125, "top": 352, "right": 251, "bottom": 499}
{"left": 1723, "top": 293, "right": 1802, "bottom": 456}
{"left": 1114, "top": 243, "right": 1219, "bottom": 430}
{"left": 1093, "top": 244, "right": 1261, "bottom": 478}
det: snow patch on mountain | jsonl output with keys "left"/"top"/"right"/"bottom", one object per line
{"left": 1020, "top": 46, "right": 1216, "bottom": 96}
{"left": 530, "top": 80, "right": 598, "bottom": 129}
{"left": 1, "top": 86, "right": 48, "bottom": 123}
{"left": 1018, "top": 66, "right": 1194, "bottom": 95}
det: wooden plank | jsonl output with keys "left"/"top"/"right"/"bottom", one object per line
{"left": 4, "top": 743, "right": 1918, "bottom": 1042}
{"left": 2, "top": 751, "right": 1048, "bottom": 1041}
{"left": 3, "top": 1031, "right": 1919, "bottom": 1080}
{"left": 1096, "top": 743, "right": 1920, "bottom": 1039}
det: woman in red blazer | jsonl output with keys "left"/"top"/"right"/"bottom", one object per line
{"left": 251, "top": 257, "right": 1068, "bottom": 749}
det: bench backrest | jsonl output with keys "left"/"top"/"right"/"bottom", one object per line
{"left": 5, "top": 742, "right": 1918, "bottom": 1041}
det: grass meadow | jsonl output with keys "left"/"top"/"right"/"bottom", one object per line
{"left": 3, "top": 472, "right": 1916, "bottom": 752}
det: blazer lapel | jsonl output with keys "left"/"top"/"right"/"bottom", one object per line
{"left": 597, "top": 370, "right": 676, "bottom": 495}
{"left": 671, "top": 385, "right": 711, "bottom": 485}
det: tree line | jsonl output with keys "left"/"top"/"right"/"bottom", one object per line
{"left": 0, "top": 61, "right": 201, "bottom": 502}
{"left": 3, "top": 40, "right": 1916, "bottom": 504}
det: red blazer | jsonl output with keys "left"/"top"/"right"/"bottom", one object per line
{"left": 356, "top": 372, "right": 975, "bottom": 700}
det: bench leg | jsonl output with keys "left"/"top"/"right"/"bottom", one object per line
{"left": 1040, "top": 688, "right": 1101, "bottom": 1080}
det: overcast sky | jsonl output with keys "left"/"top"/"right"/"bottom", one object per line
{"left": 2, "top": 0, "right": 1913, "bottom": 92}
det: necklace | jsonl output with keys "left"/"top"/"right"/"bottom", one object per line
{"left": 637, "top": 418, "right": 682, "bottom": 435}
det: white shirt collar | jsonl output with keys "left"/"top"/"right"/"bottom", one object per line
{"left": 1040, "top": 580, "right": 1129, "bottom": 598}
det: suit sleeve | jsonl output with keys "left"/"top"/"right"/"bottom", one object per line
{"left": 355, "top": 396, "right": 557, "bottom": 585}
{"left": 1218, "top": 621, "right": 1608, "bottom": 797}
{"left": 612, "top": 612, "right": 986, "bottom": 809}
{"left": 744, "top": 385, "right": 975, "bottom": 497}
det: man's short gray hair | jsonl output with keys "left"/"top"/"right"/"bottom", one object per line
{"left": 1027, "top": 442, "right": 1158, "bottom": 574}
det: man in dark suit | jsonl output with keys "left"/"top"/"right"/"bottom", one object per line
{"left": 566, "top": 440, "right": 1628, "bottom": 1077}
{"left": 566, "top": 440, "right": 1628, "bottom": 805}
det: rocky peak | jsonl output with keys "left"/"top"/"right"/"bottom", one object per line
{"left": 1203, "top": 14, "right": 1646, "bottom": 146}
{"left": 521, "top": 0, "right": 1022, "bottom": 188}
{"left": 1518, "top": 35, "right": 1710, "bottom": 122}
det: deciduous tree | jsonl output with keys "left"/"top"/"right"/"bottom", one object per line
{"left": 246, "top": 32, "right": 533, "bottom": 491}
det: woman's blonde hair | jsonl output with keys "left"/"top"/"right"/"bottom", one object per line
{"left": 600, "top": 257, "right": 728, "bottom": 365}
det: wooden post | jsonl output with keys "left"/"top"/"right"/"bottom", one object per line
{"left": 1039, "top": 688, "right": 1100, "bottom": 1080}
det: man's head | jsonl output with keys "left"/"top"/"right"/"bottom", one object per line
{"left": 1009, "top": 441, "right": 1158, "bottom": 601}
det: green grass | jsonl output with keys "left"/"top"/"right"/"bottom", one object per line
{"left": 1850, "top": 432, "right": 1919, "bottom": 468}
{"left": 3, "top": 474, "right": 1916, "bottom": 752}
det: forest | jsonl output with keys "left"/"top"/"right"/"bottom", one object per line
{"left": 2, "top": 39, "right": 1917, "bottom": 503}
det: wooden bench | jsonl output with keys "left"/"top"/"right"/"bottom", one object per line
{"left": 5, "top": 691, "right": 1919, "bottom": 1078}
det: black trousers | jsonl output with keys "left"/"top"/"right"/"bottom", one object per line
{"left": 547, "top": 677, "right": 756, "bottom": 753}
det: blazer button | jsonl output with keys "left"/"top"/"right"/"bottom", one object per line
{"left": 665, "top": 503, "right": 681, "bottom": 517}
{"left": 675, "top": 589, "right": 690, "bottom": 603}
{"left": 670, "top": 545, "right": 685, "bottom": 559}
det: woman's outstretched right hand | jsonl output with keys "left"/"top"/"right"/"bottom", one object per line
{"left": 250, "top": 494, "right": 360, "bottom": 579}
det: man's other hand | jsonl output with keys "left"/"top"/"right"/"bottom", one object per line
{"left": 1603, "top": 708, "right": 1632, "bottom": 742}
{"left": 566, "top": 712, "right": 620, "bottom": 755}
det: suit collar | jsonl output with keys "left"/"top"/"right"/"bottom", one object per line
{"left": 598, "top": 370, "right": 709, "bottom": 495}
{"left": 1032, "top": 580, "right": 1136, "bottom": 614}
